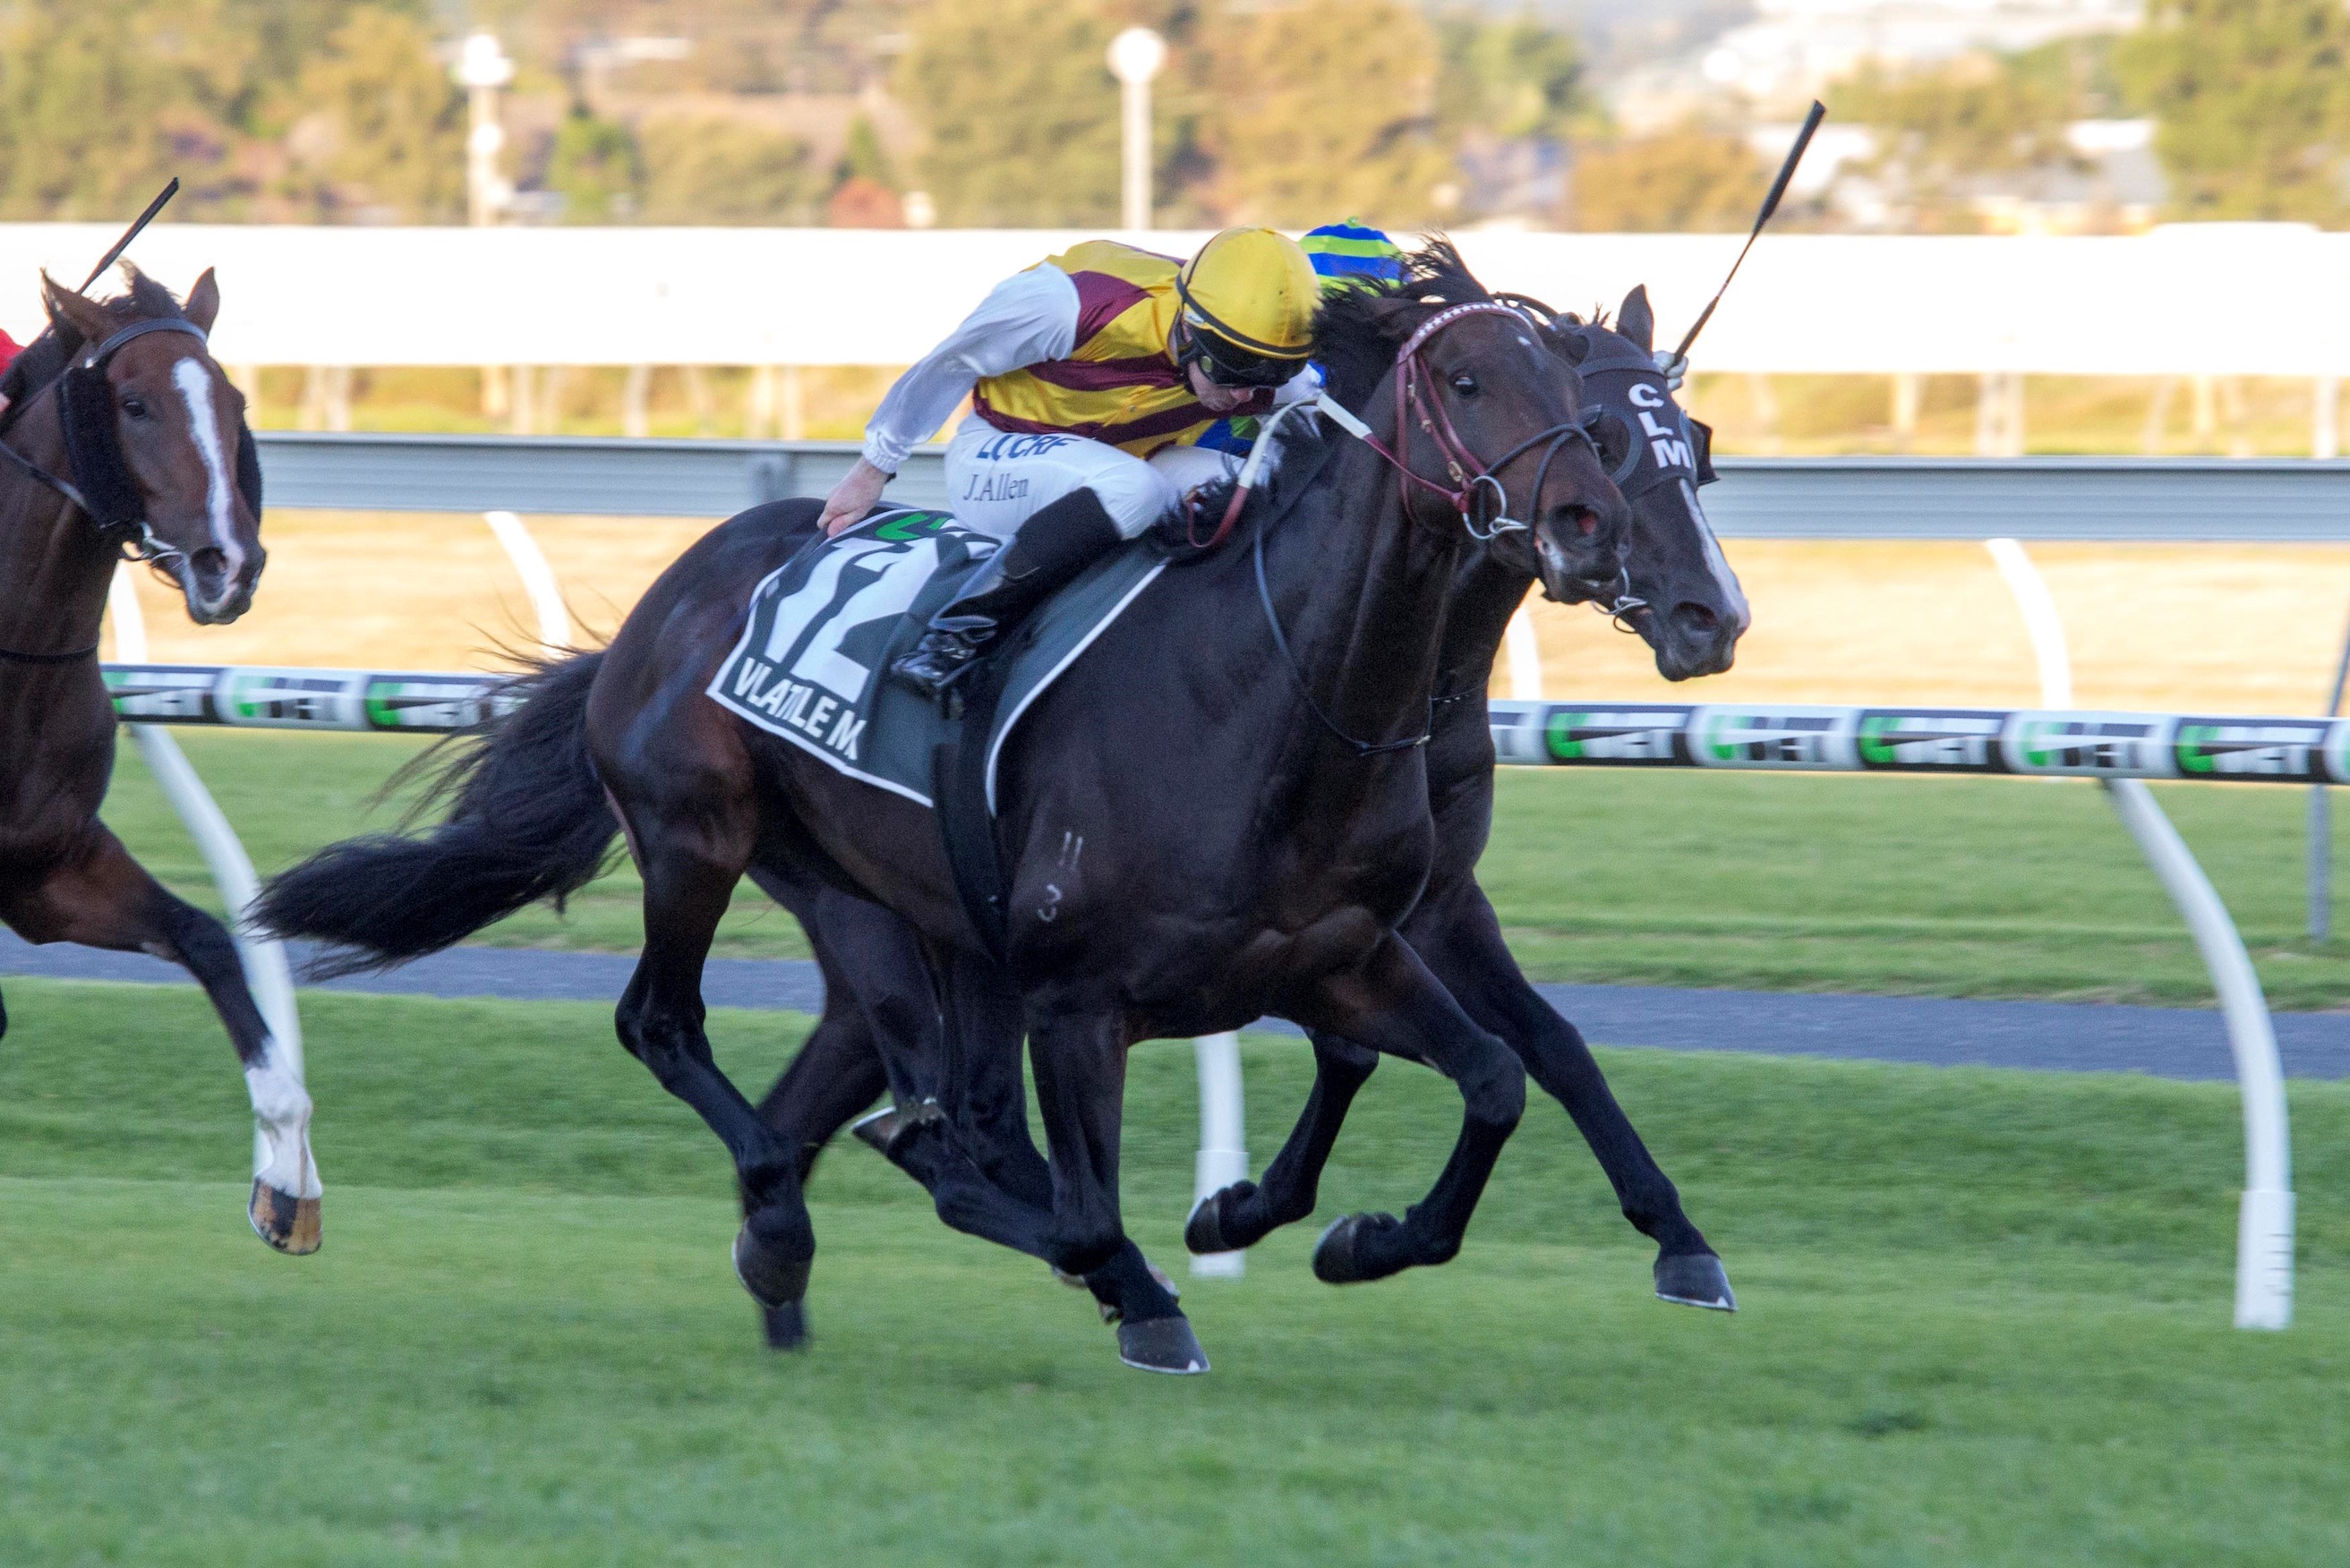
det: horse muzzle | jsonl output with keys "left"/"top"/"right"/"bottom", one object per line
{"left": 174, "top": 544, "right": 263, "bottom": 626}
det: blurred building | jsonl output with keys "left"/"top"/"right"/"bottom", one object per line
{"left": 1611, "top": 0, "right": 2142, "bottom": 129}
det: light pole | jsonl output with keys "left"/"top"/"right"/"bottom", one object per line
{"left": 455, "top": 31, "right": 516, "bottom": 227}
{"left": 1106, "top": 27, "right": 1165, "bottom": 232}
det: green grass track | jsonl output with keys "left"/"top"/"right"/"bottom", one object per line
{"left": 2, "top": 979, "right": 2347, "bottom": 1563}
{"left": 95, "top": 728, "right": 2350, "bottom": 1008}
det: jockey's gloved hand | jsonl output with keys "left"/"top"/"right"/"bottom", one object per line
{"left": 1652, "top": 349, "right": 1688, "bottom": 393}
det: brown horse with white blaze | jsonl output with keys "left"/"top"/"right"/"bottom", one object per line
{"left": 0, "top": 265, "right": 319, "bottom": 1253}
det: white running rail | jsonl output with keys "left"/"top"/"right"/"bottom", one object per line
{"left": 1985, "top": 537, "right": 2293, "bottom": 1330}
{"left": 106, "top": 567, "right": 308, "bottom": 1182}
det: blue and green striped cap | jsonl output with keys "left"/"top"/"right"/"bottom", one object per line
{"left": 1301, "top": 220, "right": 1404, "bottom": 294}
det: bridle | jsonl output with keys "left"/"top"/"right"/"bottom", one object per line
{"left": 0, "top": 316, "right": 210, "bottom": 562}
{"left": 1250, "top": 298, "right": 1611, "bottom": 758}
{"left": 1351, "top": 301, "right": 1602, "bottom": 542}
{"left": 0, "top": 316, "right": 211, "bottom": 666}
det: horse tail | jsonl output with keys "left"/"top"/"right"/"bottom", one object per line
{"left": 254, "top": 650, "right": 618, "bottom": 976}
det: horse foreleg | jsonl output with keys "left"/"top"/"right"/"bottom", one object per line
{"left": 1184, "top": 1031, "right": 1377, "bottom": 1257}
{"left": 1288, "top": 933, "right": 1525, "bottom": 1286}
{"left": 1, "top": 826, "right": 320, "bottom": 1253}
{"left": 1412, "top": 888, "right": 1732, "bottom": 1309}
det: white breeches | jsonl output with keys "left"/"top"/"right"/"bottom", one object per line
{"left": 943, "top": 418, "right": 1244, "bottom": 542}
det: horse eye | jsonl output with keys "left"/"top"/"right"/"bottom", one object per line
{"left": 1450, "top": 372, "right": 1480, "bottom": 396}
{"left": 121, "top": 396, "right": 147, "bottom": 418}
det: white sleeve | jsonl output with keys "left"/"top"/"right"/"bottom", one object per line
{"left": 860, "top": 266, "right": 1081, "bottom": 472}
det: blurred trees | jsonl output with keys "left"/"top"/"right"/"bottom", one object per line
{"left": 637, "top": 119, "right": 825, "bottom": 224}
{"left": 1197, "top": 0, "right": 1454, "bottom": 227}
{"left": 0, "top": 0, "right": 259, "bottom": 218}
{"left": 2117, "top": 0, "right": 2350, "bottom": 222}
{"left": 1570, "top": 129, "right": 1765, "bottom": 231}
{"left": 546, "top": 106, "right": 643, "bottom": 222}
{"left": 896, "top": 0, "right": 1122, "bottom": 226}
{"left": 37, "top": 0, "right": 2345, "bottom": 234}
{"left": 1435, "top": 9, "right": 1588, "bottom": 143}
{"left": 279, "top": 7, "right": 466, "bottom": 222}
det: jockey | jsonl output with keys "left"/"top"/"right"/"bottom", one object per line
{"left": 817, "top": 226, "right": 1330, "bottom": 699}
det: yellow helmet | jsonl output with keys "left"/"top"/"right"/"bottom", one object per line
{"left": 1173, "top": 226, "right": 1320, "bottom": 388}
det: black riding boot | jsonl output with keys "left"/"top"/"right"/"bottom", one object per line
{"left": 892, "top": 487, "right": 1124, "bottom": 700}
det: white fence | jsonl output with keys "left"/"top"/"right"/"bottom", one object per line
{"left": 7, "top": 222, "right": 2350, "bottom": 378}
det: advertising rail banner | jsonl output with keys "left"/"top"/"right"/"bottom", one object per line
{"left": 1488, "top": 701, "right": 2347, "bottom": 784}
{"left": 96, "top": 669, "right": 2350, "bottom": 785}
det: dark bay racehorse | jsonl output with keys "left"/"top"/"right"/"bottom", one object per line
{"left": 258, "top": 248, "right": 1630, "bottom": 1369}
{"left": 0, "top": 268, "right": 319, "bottom": 1253}
{"left": 739, "top": 288, "right": 1750, "bottom": 1350}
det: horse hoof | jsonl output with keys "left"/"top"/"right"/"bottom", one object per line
{"left": 1311, "top": 1212, "right": 1400, "bottom": 1285}
{"left": 1115, "top": 1315, "right": 1209, "bottom": 1375}
{"left": 732, "top": 1223, "right": 812, "bottom": 1310}
{"left": 762, "top": 1300, "right": 810, "bottom": 1351}
{"left": 1654, "top": 1253, "right": 1737, "bottom": 1311}
{"left": 248, "top": 1181, "right": 321, "bottom": 1256}
{"left": 1184, "top": 1182, "right": 1254, "bottom": 1255}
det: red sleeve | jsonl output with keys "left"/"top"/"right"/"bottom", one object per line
{"left": 0, "top": 328, "right": 23, "bottom": 372}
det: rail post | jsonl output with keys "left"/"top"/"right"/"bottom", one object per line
{"left": 1987, "top": 538, "right": 2293, "bottom": 1329}
{"left": 105, "top": 567, "right": 308, "bottom": 1178}
{"left": 2309, "top": 605, "right": 2350, "bottom": 942}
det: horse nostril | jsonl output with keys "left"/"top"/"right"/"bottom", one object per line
{"left": 1672, "top": 601, "right": 1720, "bottom": 634}
{"left": 189, "top": 547, "right": 227, "bottom": 578}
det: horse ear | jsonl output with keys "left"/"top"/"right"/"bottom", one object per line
{"left": 40, "top": 271, "right": 112, "bottom": 344}
{"left": 1617, "top": 285, "right": 1655, "bottom": 353}
{"left": 183, "top": 268, "right": 220, "bottom": 335}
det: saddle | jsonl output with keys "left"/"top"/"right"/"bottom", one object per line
{"left": 707, "top": 507, "right": 1166, "bottom": 949}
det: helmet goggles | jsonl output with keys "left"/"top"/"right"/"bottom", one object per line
{"left": 1175, "top": 318, "right": 1302, "bottom": 389}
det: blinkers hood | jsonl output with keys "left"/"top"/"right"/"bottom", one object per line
{"left": 56, "top": 315, "right": 261, "bottom": 534}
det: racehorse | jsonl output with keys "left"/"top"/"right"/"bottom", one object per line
{"left": 0, "top": 267, "right": 319, "bottom": 1253}
{"left": 257, "top": 245, "right": 1630, "bottom": 1370}
{"left": 736, "top": 287, "right": 1749, "bottom": 1350}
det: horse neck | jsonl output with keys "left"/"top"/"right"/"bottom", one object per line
{"left": 1255, "top": 432, "right": 1461, "bottom": 753}
{"left": 0, "top": 396, "right": 110, "bottom": 656}
{"left": 1435, "top": 547, "right": 1535, "bottom": 697}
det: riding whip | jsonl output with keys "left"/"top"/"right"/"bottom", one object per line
{"left": 77, "top": 178, "right": 180, "bottom": 294}
{"left": 1670, "top": 103, "right": 1824, "bottom": 363}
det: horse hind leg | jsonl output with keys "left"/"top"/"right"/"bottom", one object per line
{"left": 1184, "top": 1031, "right": 1377, "bottom": 1257}
{"left": 745, "top": 1000, "right": 890, "bottom": 1351}
{"left": 612, "top": 786, "right": 817, "bottom": 1317}
{"left": 3, "top": 827, "right": 320, "bottom": 1253}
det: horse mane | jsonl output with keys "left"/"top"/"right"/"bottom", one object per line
{"left": 0, "top": 265, "right": 190, "bottom": 435}
{"left": 1311, "top": 238, "right": 1494, "bottom": 409}
{"left": 1154, "top": 239, "right": 1502, "bottom": 556}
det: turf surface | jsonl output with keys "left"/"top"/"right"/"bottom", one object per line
{"left": 2, "top": 978, "right": 2346, "bottom": 1564}
{"left": 94, "top": 728, "right": 2350, "bottom": 1008}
